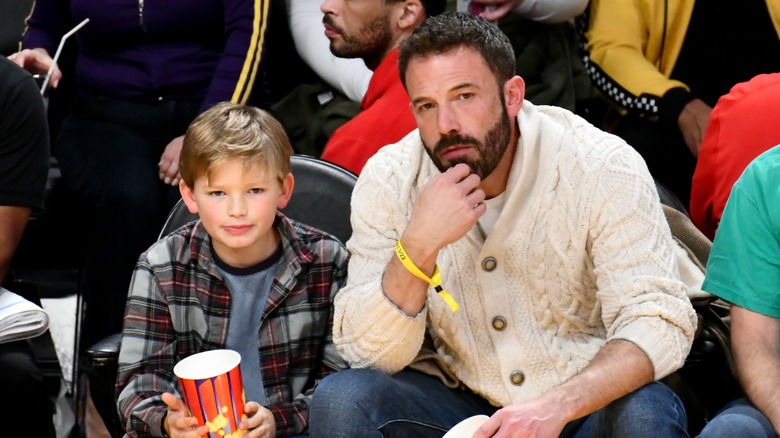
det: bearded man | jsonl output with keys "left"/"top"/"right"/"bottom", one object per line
{"left": 309, "top": 12, "right": 697, "bottom": 438}
{"left": 318, "top": 0, "right": 445, "bottom": 174}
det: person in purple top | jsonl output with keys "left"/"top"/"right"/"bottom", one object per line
{"left": 8, "top": 0, "right": 275, "bottom": 359}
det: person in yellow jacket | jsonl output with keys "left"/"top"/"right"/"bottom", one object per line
{"left": 582, "top": 0, "right": 780, "bottom": 207}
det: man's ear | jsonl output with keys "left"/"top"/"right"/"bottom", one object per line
{"left": 179, "top": 180, "right": 199, "bottom": 214}
{"left": 394, "top": 0, "right": 425, "bottom": 32}
{"left": 504, "top": 75, "right": 526, "bottom": 119}
{"left": 276, "top": 173, "right": 295, "bottom": 209}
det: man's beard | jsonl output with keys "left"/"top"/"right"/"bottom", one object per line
{"left": 322, "top": 13, "right": 392, "bottom": 60}
{"left": 425, "top": 106, "right": 512, "bottom": 179}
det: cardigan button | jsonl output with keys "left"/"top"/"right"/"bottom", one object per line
{"left": 510, "top": 370, "right": 525, "bottom": 386}
{"left": 492, "top": 316, "right": 507, "bottom": 331}
{"left": 482, "top": 257, "right": 497, "bottom": 271}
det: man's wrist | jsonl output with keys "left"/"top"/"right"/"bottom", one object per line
{"left": 397, "top": 234, "right": 439, "bottom": 273}
{"left": 395, "top": 240, "right": 458, "bottom": 312}
{"left": 659, "top": 87, "right": 695, "bottom": 125}
{"left": 542, "top": 382, "right": 584, "bottom": 423}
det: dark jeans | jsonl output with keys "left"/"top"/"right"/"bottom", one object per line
{"left": 54, "top": 92, "right": 199, "bottom": 351}
{"left": 696, "top": 397, "right": 777, "bottom": 438}
{"left": 0, "top": 341, "right": 56, "bottom": 438}
{"left": 309, "top": 368, "right": 689, "bottom": 438}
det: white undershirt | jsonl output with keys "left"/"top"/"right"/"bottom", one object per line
{"left": 478, "top": 191, "right": 507, "bottom": 238}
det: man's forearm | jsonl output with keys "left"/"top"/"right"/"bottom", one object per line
{"left": 738, "top": 348, "right": 780, "bottom": 434}
{"left": 544, "top": 339, "right": 654, "bottom": 423}
{"left": 731, "top": 305, "right": 780, "bottom": 434}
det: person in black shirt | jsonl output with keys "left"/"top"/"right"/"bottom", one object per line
{"left": 0, "top": 56, "right": 55, "bottom": 438}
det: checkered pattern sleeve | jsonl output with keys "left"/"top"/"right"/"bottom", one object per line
{"left": 580, "top": 2, "right": 691, "bottom": 119}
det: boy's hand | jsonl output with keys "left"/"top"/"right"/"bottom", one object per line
{"left": 161, "top": 392, "right": 209, "bottom": 438}
{"left": 239, "top": 401, "right": 276, "bottom": 438}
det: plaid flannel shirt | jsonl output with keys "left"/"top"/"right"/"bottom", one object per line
{"left": 115, "top": 213, "right": 349, "bottom": 437}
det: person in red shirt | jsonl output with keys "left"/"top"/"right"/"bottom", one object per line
{"left": 690, "top": 73, "right": 780, "bottom": 240}
{"left": 319, "top": 0, "right": 446, "bottom": 174}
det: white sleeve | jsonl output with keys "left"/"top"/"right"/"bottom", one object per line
{"left": 512, "top": 0, "right": 589, "bottom": 23}
{"left": 287, "top": 0, "right": 372, "bottom": 102}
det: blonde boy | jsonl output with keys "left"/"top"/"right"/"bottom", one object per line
{"left": 115, "top": 103, "right": 349, "bottom": 438}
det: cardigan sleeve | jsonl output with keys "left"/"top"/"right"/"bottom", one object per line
{"left": 332, "top": 146, "right": 428, "bottom": 373}
{"left": 587, "top": 143, "right": 697, "bottom": 380}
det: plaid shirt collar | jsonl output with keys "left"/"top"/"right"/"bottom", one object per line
{"left": 185, "top": 213, "right": 316, "bottom": 306}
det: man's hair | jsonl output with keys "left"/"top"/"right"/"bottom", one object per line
{"left": 385, "top": 0, "right": 446, "bottom": 18}
{"left": 398, "top": 11, "right": 516, "bottom": 89}
{"left": 180, "top": 102, "right": 293, "bottom": 188}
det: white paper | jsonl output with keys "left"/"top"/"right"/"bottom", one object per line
{"left": 0, "top": 287, "right": 50, "bottom": 343}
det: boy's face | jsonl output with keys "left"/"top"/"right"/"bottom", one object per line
{"left": 180, "top": 159, "right": 293, "bottom": 268}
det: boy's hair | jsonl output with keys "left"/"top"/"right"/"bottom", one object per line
{"left": 180, "top": 102, "right": 293, "bottom": 187}
{"left": 398, "top": 11, "right": 516, "bottom": 90}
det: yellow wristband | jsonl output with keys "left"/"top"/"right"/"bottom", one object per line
{"left": 395, "top": 240, "right": 459, "bottom": 312}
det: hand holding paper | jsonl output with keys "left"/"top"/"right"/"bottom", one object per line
{"left": 0, "top": 287, "right": 50, "bottom": 344}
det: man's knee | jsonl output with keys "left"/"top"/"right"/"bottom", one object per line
{"left": 315, "top": 369, "right": 379, "bottom": 399}
{"left": 311, "top": 369, "right": 385, "bottom": 417}
{"left": 608, "top": 382, "right": 688, "bottom": 435}
{"left": 698, "top": 398, "right": 778, "bottom": 438}
{"left": 310, "top": 369, "right": 389, "bottom": 437}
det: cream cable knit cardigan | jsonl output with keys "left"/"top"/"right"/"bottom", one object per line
{"left": 334, "top": 101, "right": 697, "bottom": 407}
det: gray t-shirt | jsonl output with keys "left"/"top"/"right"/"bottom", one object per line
{"left": 216, "top": 244, "right": 282, "bottom": 406}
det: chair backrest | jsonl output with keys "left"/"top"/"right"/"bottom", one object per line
{"left": 159, "top": 155, "right": 357, "bottom": 243}
{"left": 654, "top": 179, "right": 688, "bottom": 216}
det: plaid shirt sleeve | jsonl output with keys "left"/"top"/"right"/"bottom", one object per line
{"left": 115, "top": 224, "right": 228, "bottom": 438}
{"left": 261, "top": 222, "right": 350, "bottom": 436}
{"left": 115, "top": 246, "right": 180, "bottom": 438}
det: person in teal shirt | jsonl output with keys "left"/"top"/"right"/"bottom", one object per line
{"left": 697, "top": 144, "right": 780, "bottom": 438}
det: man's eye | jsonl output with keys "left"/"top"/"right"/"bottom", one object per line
{"left": 417, "top": 103, "right": 434, "bottom": 112}
{"left": 458, "top": 93, "right": 473, "bottom": 101}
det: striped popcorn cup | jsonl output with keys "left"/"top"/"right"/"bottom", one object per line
{"left": 174, "top": 349, "right": 247, "bottom": 438}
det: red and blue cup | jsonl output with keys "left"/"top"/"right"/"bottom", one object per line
{"left": 174, "top": 349, "right": 246, "bottom": 438}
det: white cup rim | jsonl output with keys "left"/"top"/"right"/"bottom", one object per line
{"left": 173, "top": 349, "right": 241, "bottom": 380}
{"left": 443, "top": 415, "right": 490, "bottom": 438}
